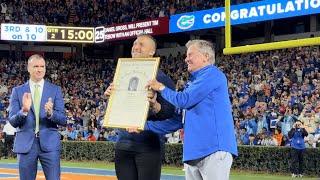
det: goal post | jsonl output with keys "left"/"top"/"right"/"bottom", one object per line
{"left": 223, "top": 0, "right": 320, "bottom": 55}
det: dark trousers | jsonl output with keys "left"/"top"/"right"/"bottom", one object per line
{"left": 18, "top": 137, "right": 60, "bottom": 180}
{"left": 115, "top": 149, "right": 162, "bottom": 180}
{"left": 4, "top": 135, "right": 14, "bottom": 157}
{"left": 291, "top": 148, "right": 305, "bottom": 174}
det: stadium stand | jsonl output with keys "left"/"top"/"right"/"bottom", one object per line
{"left": 1, "top": 46, "right": 319, "bottom": 147}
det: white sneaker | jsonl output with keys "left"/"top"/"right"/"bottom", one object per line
{"left": 291, "top": 173, "right": 297, "bottom": 178}
{"left": 298, "top": 174, "right": 303, "bottom": 178}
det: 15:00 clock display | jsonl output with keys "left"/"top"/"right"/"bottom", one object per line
{"left": 46, "top": 26, "right": 94, "bottom": 43}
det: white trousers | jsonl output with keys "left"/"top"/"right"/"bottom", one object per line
{"left": 185, "top": 151, "right": 233, "bottom": 180}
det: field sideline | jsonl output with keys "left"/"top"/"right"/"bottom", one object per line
{"left": 0, "top": 159, "right": 318, "bottom": 180}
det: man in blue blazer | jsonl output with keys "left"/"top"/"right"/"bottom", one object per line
{"left": 8, "top": 54, "right": 66, "bottom": 180}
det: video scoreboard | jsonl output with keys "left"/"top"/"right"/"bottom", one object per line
{"left": 47, "top": 26, "right": 94, "bottom": 43}
{"left": 1, "top": 24, "right": 47, "bottom": 42}
{"left": 0, "top": 18, "right": 168, "bottom": 43}
{"left": 1, "top": 24, "right": 95, "bottom": 43}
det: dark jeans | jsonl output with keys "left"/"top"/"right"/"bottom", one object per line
{"left": 115, "top": 149, "right": 162, "bottom": 180}
{"left": 4, "top": 135, "right": 14, "bottom": 157}
{"left": 291, "top": 148, "right": 305, "bottom": 174}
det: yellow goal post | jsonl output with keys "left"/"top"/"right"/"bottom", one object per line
{"left": 223, "top": 0, "right": 320, "bottom": 55}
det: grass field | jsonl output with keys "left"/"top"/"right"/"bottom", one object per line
{"left": 1, "top": 159, "right": 319, "bottom": 180}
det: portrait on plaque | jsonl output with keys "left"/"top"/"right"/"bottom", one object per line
{"left": 103, "top": 58, "right": 160, "bottom": 129}
{"left": 128, "top": 77, "right": 139, "bottom": 91}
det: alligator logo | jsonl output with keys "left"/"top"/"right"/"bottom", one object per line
{"left": 177, "top": 15, "right": 195, "bottom": 30}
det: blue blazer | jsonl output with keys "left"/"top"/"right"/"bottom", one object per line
{"left": 8, "top": 81, "right": 66, "bottom": 153}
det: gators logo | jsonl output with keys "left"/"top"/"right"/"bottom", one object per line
{"left": 177, "top": 15, "right": 195, "bottom": 30}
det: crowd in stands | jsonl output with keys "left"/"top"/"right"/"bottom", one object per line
{"left": 1, "top": 46, "right": 320, "bottom": 148}
{"left": 222, "top": 47, "right": 320, "bottom": 148}
{"left": 1, "top": 0, "right": 256, "bottom": 26}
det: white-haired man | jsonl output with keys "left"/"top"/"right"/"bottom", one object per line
{"left": 146, "top": 40, "right": 238, "bottom": 180}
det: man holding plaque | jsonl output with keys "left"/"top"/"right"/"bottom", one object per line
{"left": 147, "top": 40, "right": 238, "bottom": 180}
{"left": 104, "top": 34, "right": 175, "bottom": 180}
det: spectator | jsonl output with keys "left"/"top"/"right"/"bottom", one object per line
{"left": 259, "top": 134, "right": 277, "bottom": 146}
{"left": 106, "top": 130, "right": 117, "bottom": 142}
{"left": 248, "top": 134, "right": 257, "bottom": 146}
{"left": 279, "top": 108, "right": 295, "bottom": 137}
{"left": 0, "top": 124, "right": 4, "bottom": 158}
{"left": 299, "top": 107, "right": 317, "bottom": 134}
{"left": 76, "top": 132, "right": 84, "bottom": 141}
{"left": 288, "top": 120, "right": 308, "bottom": 178}
{"left": 304, "top": 133, "right": 315, "bottom": 148}
{"left": 87, "top": 130, "right": 96, "bottom": 141}
{"left": 273, "top": 129, "right": 283, "bottom": 146}
{"left": 97, "top": 133, "right": 106, "bottom": 141}
{"left": 2, "top": 119, "right": 16, "bottom": 158}
{"left": 239, "top": 127, "right": 249, "bottom": 145}
{"left": 1, "top": 2, "right": 7, "bottom": 14}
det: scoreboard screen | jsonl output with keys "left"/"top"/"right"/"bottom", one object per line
{"left": 47, "top": 26, "right": 94, "bottom": 43}
{"left": 1, "top": 24, "right": 95, "bottom": 43}
{"left": 1, "top": 19, "right": 168, "bottom": 43}
{"left": 1, "top": 24, "right": 46, "bottom": 42}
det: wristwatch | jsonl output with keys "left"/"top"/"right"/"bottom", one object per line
{"left": 159, "top": 84, "right": 165, "bottom": 91}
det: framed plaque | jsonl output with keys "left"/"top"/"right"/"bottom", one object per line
{"left": 103, "top": 58, "right": 160, "bottom": 129}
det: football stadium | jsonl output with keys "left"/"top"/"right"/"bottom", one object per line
{"left": 0, "top": 0, "right": 320, "bottom": 179}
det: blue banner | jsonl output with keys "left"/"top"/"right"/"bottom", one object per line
{"left": 170, "top": 0, "right": 320, "bottom": 33}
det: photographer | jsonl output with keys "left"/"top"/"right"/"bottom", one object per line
{"left": 288, "top": 120, "right": 308, "bottom": 178}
